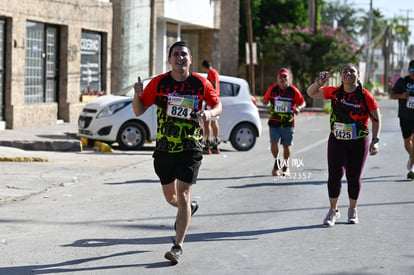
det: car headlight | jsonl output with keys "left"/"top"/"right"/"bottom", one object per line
{"left": 96, "top": 102, "right": 129, "bottom": 118}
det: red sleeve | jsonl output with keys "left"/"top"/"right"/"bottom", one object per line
{"left": 323, "top": 86, "right": 338, "bottom": 99}
{"left": 139, "top": 75, "right": 162, "bottom": 107}
{"left": 207, "top": 69, "right": 220, "bottom": 95}
{"left": 263, "top": 84, "right": 276, "bottom": 100}
{"left": 363, "top": 88, "right": 379, "bottom": 111}
{"left": 203, "top": 77, "right": 220, "bottom": 108}
{"left": 291, "top": 85, "right": 305, "bottom": 105}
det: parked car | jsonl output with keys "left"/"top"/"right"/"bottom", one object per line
{"left": 78, "top": 74, "right": 262, "bottom": 151}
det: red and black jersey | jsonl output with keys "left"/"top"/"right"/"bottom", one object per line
{"left": 323, "top": 84, "right": 378, "bottom": 139}
{"left": 263, "top": 84, "right": 305, "bottom": 128}
{"left": 140, "top": 72, "right": 220, "bottom": 153}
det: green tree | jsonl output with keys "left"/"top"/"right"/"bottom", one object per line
{"left": 262, "top": 23, "right": 362, "bottom": 93}
{"left": 239, "top": 0, "right": 309, "bottom": 64}
{"left": 255, "top": 0, "right": 308, "bottom": 38}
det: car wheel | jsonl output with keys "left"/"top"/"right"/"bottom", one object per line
{"left": 117, "top": 122, "right": 146, "bottom": 150}
{"left": 230, "top": 123, "right": 257, "bottom": 151}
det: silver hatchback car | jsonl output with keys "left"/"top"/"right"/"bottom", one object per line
{"left": 78, "top": 74, "right": 262, "bottom": 151}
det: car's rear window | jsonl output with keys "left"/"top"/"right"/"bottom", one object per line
{"left": 219, "top": 81, "right": 240, "bottom": 97}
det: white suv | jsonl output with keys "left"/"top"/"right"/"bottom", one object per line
{"left": 78, "top": 74, "right": 262, "bottom": 151}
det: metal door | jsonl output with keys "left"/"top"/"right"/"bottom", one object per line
{"left": 0, "top": 20, "right": 5, "bottom": 121}
{"left": 25, "top": 22, "right": 58, "bottom": 104}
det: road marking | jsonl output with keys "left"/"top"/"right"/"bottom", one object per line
{"left": 295, "top": 137, "right": 328, "bottom": 155}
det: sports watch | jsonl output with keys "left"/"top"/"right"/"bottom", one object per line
{"left": 372, "top": 137, "right": 379, "bottom": 143}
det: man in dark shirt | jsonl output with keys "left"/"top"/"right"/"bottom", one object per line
{"left": 390, "top": 59, "right": 414, "bottom": 179}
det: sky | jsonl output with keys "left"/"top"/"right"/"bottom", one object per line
{"left": 371, "top": 0, "right": 412, "bottom": 19}
{"left": 360, "top": 0, "right": 414, "bottom": 42}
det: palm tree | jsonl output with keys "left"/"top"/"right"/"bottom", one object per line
{"left": 321, "top": 0, "right": 364, "bottom": 40}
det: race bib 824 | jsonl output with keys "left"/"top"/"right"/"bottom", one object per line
{"left": 167, "top": 94, "right": 198, "bottom": 120}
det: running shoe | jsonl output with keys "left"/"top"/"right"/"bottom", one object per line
{"left": 323, "top": 209, "right": 340, "bottom": 227}
{"left": 407, "top": 171, "right": 414, "bottom": 180}
{"left": 191, "top": 201, "right": 199, "bottom": 216}
{"left": 211, "top": 139, "right": 220, "bottom": 154}
{"left": 164, "top": 242, "right": 183, "bottom": 264}
{"left": 211, "top": 143, "right": 220, "bottom": 154}
{"left": 202, "top": 142, "right": 211, "bottom": 155}
{"left": 282, "top": 166, "right": 290, "bottom": 177}
{"left": 174, "top": 201, "right": 198, "bottom": 230}
{"left": 272, "top": 168, "right": 280, "bottom": 176}
{"left": 347, "top": 207, "right": 359, "bottom": 224}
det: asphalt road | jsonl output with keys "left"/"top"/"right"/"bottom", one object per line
{"left": 0, "top": 97, "right": 413, "bottom": 275}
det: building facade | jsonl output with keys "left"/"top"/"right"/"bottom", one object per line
{"left": 0, "top": 0, "right": 239, "bottom": 129}
{"left": 111, "top": 0, "right": 239, "bottom": 92}
{"left": 0, "top": 0, "right": 113, "bottom": 129}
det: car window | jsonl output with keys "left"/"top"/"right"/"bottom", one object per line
{"left": 115, "top": 85, "right": 134, "bottom": 97}
{"left": 219, "top": 81, "right": 240, "bottom": 97}
{"left": 114, "top": 78, "right": 152, "bottom": 97}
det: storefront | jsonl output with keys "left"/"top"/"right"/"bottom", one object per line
{"left": 0, "top": 18, "right": 4, "bottom": 125}
{"left": 0, "top": 0, "right": 112, "bottom": 129}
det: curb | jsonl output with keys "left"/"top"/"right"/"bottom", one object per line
{"left": 0, "top": 140, "right": 82, "bottom": 152}
{"left": 0, "top": 156, "right": 51, "bottom": 162}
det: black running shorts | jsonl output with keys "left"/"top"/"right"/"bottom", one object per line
{"left": 153, "top": 150, "right": 203, "bottom": 185}
{"left": 399, "top": 118, "right": 414, "bottom": 139}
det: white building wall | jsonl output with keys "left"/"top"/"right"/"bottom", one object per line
{"left": 121, "top": 0, "right": 151, "bottom": 86}
{"left": 164, "top": 0, "right": 216, "bottom": 28}
{"left": 120, "top": 0, "right": 218, "bottom": 87}
{"left": 155, "top": 20, "right": 167, "bottom": 75}
{"left": 154, "top": 0, "right": 217, "bottom": 73}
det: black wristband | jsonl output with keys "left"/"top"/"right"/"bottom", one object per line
{"left": 372, "top": 137, "right": 379, "bottom": 143}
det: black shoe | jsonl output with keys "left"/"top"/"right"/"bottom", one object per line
{"left": 191, "top": 201, "right": 199, "bottom": 216}
{"left": 164, "top": 242, "right": 183, "bottom": 264}
{"left": 282, "top": 166, "right": 290, "bottom": 177}
{"left": 407, "top": 171, "right": 414, "bottom": 180}
{"left": 174, "top": 201, "right": 199, "bottom": 230}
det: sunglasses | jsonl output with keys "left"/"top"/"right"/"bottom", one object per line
{"left": 410, "top": 68, "right": 414, "bottom": 73}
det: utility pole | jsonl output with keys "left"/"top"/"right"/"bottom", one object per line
{"left": 245, "top": 0, "right": 255, "bottom": 95}
{"left": 365, "top": 0, "right": 373, "bottom": 84}
{"left": 382, "top": 25, "right": 392, "bottom": 93}
{"left": 308, "top": 0, "right": 318, "bottom": 107}
{"left": 308, "top": 0, "right": 318, "bottom": 34}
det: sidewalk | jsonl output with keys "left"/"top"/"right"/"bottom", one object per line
{"left": 0, "top": 104, "right": 322, "bottom": 157}
{"left": 0, "top": 122, "right": 81, "bottom": 156}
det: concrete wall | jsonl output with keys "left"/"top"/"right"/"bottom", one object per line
{"left": 218, "top": 0, "right": 239, "bottom": 76}
{"left": 1, "top": 0, "right": 112, "bottom": 129}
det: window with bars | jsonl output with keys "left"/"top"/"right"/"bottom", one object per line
{"left": 0, "top": 19, "right": 4, "bottom": 120}
{"left": 25, "top": 21, "right": 58, "bottom": 104}
{"left": 80, "top": 31, "right": 102, "bottom": 95}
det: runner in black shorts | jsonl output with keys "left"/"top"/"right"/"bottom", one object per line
{"left": 390, "top": 59, "right": 414, "bottom": 180}
{"left": 153, "top": 150, "right": 202, "bottom": 185}
{"left": 133, "top": 41, "right": 222, "bottom": 264}
{"left": 400, "top": 118, "right": 414, "bottom": 139}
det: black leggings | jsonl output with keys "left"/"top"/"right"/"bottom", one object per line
{"left": 327, "top": 133, "right": 369, "bottom": 200}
